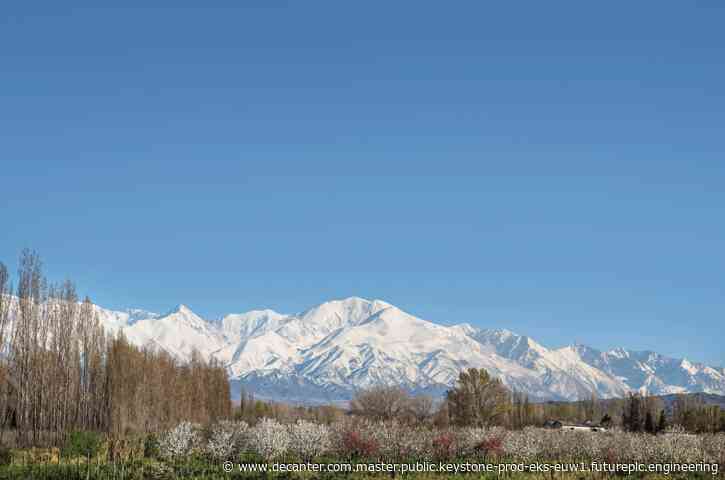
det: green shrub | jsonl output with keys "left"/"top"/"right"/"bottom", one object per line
{"left": 61, "top": 430, "right": 102, "bottom": 459}
{"left": 144, "top": 433, "right": 161, "bottom": 459}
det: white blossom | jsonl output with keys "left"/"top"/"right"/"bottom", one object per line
{"left": 247, "top": 418, "right": 290, "bottom": 459}
{"left": 159, "top": 421, "right": 201, "bottom": 458}
{"left": 206, "top": 420, "right": 249, "bottom": 459}
{"left": 163, "top": 417, "right": 724, "bottom": 466}
{"left": 287, "top": 420, "right": 331, "bottom": 460}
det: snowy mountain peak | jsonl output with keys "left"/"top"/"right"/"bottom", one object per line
{"left": 217, "top": 309, "right": 289, "bottom": 341}
{"left": 681, "top": 358, "right": 698, "bottom": 374}
{"left": 84, "top": 297, "right": 725, "bottom": 404}
{"left": 450, "top": 322, "right": 476, "bottom": 335}
{"left": 607, "top": 347, "right": 631, "bottom": 358}
{"left": 304, "top": 296, "right": 391, "bottom": 315}
{"left": 169, "top": 303, "right": 194, "bottom": 315}
{"left": 298, "top": 296, "right": 392, "bottom": 329}
{"left": 329, "top": 296, "right": 393, "bottom": 310}
{"left": 159, "top": 304, "right": 211, "bottom": 331}
{"left": 125, "top": 308, "right": 160, "bottom": 324}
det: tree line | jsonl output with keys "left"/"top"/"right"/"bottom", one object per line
{"left": 345, "top": 368, "right": 725, "bottom": 433}
{"left": 0, "top": 250, "right": 231, "bottom": 447}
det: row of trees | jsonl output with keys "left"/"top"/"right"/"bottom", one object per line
{"left": 345, "top": 368, "right": 725, "bottom": 433}
{"left": 0, "top": 250, "right": 232, "bottom": 447}
{"left": 556, "top": 391, "right": 725, "bottom": 434}
{"left": 671, "top": 394, "right": 725, "bottom": 433}
{"left": 235, "top": 387, "right": 344, "bottom": 425}
{"left": 621, "top": 392, "right": 667, "bottom": 433}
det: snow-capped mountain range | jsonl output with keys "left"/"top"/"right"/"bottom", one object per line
{"left": 87, "top": 296, "right": 725, "bottom": 404}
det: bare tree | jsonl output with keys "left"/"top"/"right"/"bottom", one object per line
{"left": 350, "top": 385, "right": 410, "bottom": 421}
{"left": 0, "top": 262, "right": 13, "bottom": 443}
{"left": 11, "top": 249, "right": 46, "bottom": 444}
{"left": 407, "top": 394, "right": 435, "bottom": 423}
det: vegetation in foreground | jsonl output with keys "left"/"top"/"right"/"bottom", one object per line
{"left": 0, "top": 418, "right": 723, "bottom": 479}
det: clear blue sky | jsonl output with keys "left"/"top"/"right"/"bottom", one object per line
{"left": 2, "top": 2, "right": 724, "bottom": 366}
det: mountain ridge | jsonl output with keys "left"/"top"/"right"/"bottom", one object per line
{"left": 6, "top": 295, "right": 723, "bottom": 404}
{"left": 99, "top": 297, "right": 724, "bottom": 403}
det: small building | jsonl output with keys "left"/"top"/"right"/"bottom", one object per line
{"left": 543, "top": 419, "right": 606, "bottom": 432}
{"left": 561, "top": 424, "right": 606, "bottom": 432}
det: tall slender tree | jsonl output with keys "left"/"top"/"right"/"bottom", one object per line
{"left": 0, "top": 251, "right": 232, "bottom": 447}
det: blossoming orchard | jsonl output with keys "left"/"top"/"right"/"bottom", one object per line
{"left": 157, "top": 418, "right": 725, "bottom": 467}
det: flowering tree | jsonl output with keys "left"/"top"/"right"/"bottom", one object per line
{"left": 287, "top": 420, "right": 331, "bottom": 461}
{"left": 248, "top": 418, "right": 290, "bottom": 459}
{"left": 206, "top": 420, "right": 249, "bottom": 459}
{"left": 160, "top": 416, "right": 725, "bottom": 466}
{"left": 159, "top": 422, "right": 201, "bottom": 458}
